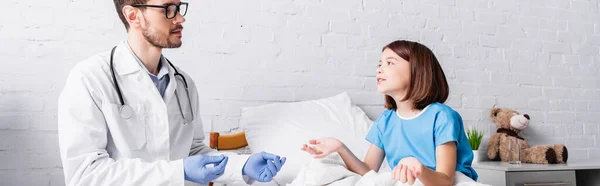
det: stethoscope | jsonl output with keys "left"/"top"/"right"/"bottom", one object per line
{"left": 110, "top": 46, "right": 194, "bottom": 124}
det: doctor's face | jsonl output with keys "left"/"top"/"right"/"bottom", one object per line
{"left": 139, "top": 0, "right": 186, "bottom": 48}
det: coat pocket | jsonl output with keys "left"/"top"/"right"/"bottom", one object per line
{"left": 102, "top": 103, "right": 147, "bottom": 151}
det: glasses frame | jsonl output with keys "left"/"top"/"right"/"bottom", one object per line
{"left": 132, "top": 2, "right": 188, "bottom": 19}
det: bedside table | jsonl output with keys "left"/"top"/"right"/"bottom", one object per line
{"left": 473, "top": 161, "right": 600, "bottom": 186}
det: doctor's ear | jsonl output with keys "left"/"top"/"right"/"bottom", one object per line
{"left": 122, "top": 6, "right": 142, "bottom": 29}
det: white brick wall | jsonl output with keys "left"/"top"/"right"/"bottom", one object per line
{"left": 1, "top": 0, "right": 599, "bottom": 185}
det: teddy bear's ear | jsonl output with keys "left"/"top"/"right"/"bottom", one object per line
{"left": 490, "top": 107, "right": 501, "bottom": 118}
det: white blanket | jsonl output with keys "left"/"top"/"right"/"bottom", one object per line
{"left": 287, "top": 153, "right": 490, "bottom": 186}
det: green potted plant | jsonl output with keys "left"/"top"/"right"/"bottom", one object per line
{"left": 466, "top": 127, "right": 484, "bottom": 163}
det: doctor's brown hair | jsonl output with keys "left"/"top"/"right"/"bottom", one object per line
{"left": 382, "top": 40, "right": 449, "bottom": 111}
{"left": 114, "top": 0, "right": 147, "bottom": 31}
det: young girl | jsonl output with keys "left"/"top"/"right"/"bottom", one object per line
{"left": 301, "top": 40, "right": 477, "bottom": 185}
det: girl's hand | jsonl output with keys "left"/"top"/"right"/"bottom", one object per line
{"left": 392, "top": 157, "right": 424, "bottom": 185}
{"left": 300, "top": 137, "right": 344, "bottom": 158}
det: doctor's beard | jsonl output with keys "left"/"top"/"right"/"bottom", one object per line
{"left": 142, "top": 19, "right": 183, "bottom": 48}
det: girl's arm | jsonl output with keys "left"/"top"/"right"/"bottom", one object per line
{"left": 338, "top": 144, "right": 385, "bottom": 175}
{"left": 302, "top": 138, "right": 385, "bottom": 176}
{"left": 418, "top": 141, "right": 457, "bottom": 186}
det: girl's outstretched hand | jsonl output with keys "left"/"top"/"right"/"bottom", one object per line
{"left": 392, "top": 157, "right": 424, "bottom": 185}
{"left": 300, "top": 137, "right": 344, "bottom": 158}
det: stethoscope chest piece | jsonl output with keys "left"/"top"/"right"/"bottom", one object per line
{"left": 120, "top": 105, "right": 134, "bottom": 119}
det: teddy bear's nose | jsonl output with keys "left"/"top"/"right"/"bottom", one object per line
{"left": 524, "top": 114, "right": 530, "bottom": 120}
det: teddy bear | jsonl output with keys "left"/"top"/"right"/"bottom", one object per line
{"left": 487, "top": 106, "right": 568, "bottom": 164}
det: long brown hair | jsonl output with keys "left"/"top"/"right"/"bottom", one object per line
{"left": 383, "top": 40, "right": 449, "bottom": 111}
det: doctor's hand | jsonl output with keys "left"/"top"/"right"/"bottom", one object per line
{"left": 392, "top": 157, "right": 424, "bottom": 185}
{"left": 183, "top": 154, "right": 229, "bottom": 184}
{"left": 242, "top": 151, "right": 286, "bottom": 182}
{"left": 301, "top": 137, "right": 344, "bottom": 158}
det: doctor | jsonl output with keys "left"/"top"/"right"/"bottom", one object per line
{"left": 58, "top": 0, "right": 286, "bottom": 185}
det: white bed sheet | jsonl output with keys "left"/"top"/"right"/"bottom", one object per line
{"left": 212, "top": 181, "right": 280, "bottom": 186}
{"left": 286, "top": 153, "right": 492, "bottom": 186}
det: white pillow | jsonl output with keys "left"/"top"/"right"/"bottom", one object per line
{"left": 240, "top": 92, "right": 374, "bottom": 185}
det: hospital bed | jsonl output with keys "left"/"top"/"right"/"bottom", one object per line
{"left": 204, "top": 93, "right": 490, "bottom": 186}
{"left": 207, "top": 131, "right": 489, "bottom": 186}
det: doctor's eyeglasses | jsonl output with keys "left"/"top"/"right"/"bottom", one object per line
{"left": 132, "top": 2, "right": 188, "bottom": 19}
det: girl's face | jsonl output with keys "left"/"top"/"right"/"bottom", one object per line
{"left": 377, "top": 48, "right": 411, "bottom": 97}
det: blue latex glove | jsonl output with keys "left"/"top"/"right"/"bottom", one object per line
{"left": 242, "top": 151, "right": 287, "bottom": 182}
{"left": 184, "top": 154, "right": 229, "bottom": 184}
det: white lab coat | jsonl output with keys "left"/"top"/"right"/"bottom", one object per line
{"left": 58, "top": 41, "right": 250, "bottom": 186}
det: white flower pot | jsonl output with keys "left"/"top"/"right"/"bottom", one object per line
{"left": 472, "top": 150, "right": 479, "bottom": 164}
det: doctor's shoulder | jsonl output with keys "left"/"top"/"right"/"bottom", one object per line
{"left": 62, "top": 51, "right": 114, "bottom": 99}
{"left": 169, "top": 62, "right": 197, "bottom": 88}
{"left": 68, "top": 51, "right": 112, "bottom": 77}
